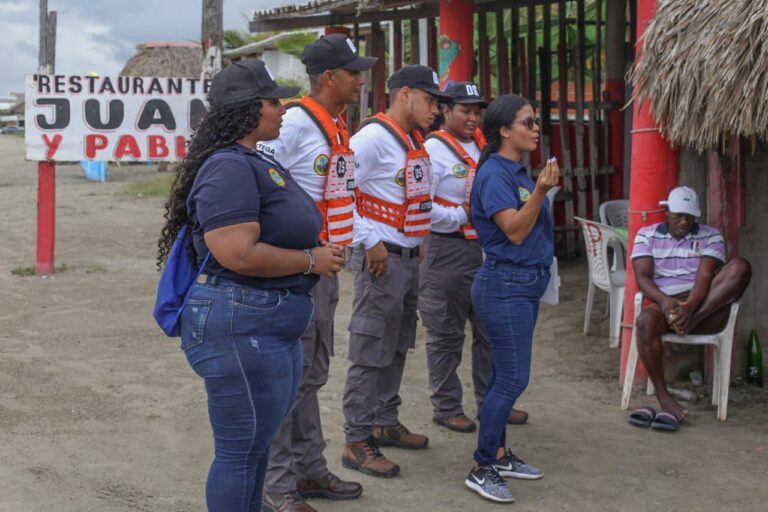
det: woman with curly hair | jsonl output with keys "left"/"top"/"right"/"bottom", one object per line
{"left": 157, "top": 59, "right": 344, "bottom": 512}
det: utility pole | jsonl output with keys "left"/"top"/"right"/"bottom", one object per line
{"left": 201, "top": 0, "right": 223, "bottom": 78}
{"left": 36, "top": 0, "right": 57, "bottom": 274}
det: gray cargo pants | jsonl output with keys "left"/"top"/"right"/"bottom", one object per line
{"left": 418, "top": 233, "right": 492, "bottom": 419}
{"left": 342, "top": 245, "right": 419, "bottom": 443}
{"left": 264, "top": 274, "right": 338, "bottom": 493}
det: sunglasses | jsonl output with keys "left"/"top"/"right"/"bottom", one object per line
{"left": 515, "top": 116, "right": 541, "bottom": 130}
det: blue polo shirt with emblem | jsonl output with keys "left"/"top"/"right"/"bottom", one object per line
{"left": 470, "top": 153, "right": 553, "bottom": 266}
{"left": 187, "top": 143, "right": 322, "bottom": 293}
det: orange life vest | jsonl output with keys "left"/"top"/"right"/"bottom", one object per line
{"left": 286, "top": 96, "right": 355, "bottom": 246}
{"left": 355, "top": 113, "right": 432, "bottom": 237}
{"left": 426, "top": 127, "right": 486, "bottom": 239}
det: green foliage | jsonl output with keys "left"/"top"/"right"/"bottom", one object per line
{"left": 275, "top": 32, "right": 317, "bottom": 59}
{"left": 223, "top": 29, "right": 270, "bottom": 49}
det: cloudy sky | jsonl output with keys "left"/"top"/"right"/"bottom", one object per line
{"left": 0, "top": 0, "right": 292, "bottom": 94}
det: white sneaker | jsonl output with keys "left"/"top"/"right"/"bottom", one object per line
{"left": 464, "top": 465, "right": 514, "bottom": 503}
{"left": 494, "top": 449, "right": 544, "bottom": 480}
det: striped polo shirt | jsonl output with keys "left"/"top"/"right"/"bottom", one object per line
{"left": 631, "top": 222, "right": 726, "bottom": 296}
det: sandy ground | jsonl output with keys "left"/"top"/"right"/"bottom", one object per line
{"left": 1, "top": 133, "right": 767, "bottom": 512}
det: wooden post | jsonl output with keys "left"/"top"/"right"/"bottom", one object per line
{"left": 371, "top": 22, "right": 387, "bottom": 113}
{"left": 589, "top": 0, "right": 601, "bottom": 218}
{"left": 540, "top": 1, "right": 552, "bottom": 162}
{"left": 427, "top": 17, "right": 438, "bottom": 71}
{"left": 558, "top": 0, "right": 576, "bottom": 259}
{"left": 606, "top": 0, "right": 627, "bottom": 200}
{"left": 36, "top": 0, "right": 56, "bottom": 275}
{"left": 526, "top": 0, "right": 536, "bottom": 102}
{"left": 478, "top": 12, "right": 491, "bottom": 100}
{"left": 409, "top": 19, "right": 421, "bottom": 65}
{"left": 201, "top": 0, "right": 223, "bottom": 78}
{"left": 496, "top": 5, "right": 509, "bottom": 94}
{"left": 574, "top": 0, "right": 588, "bottom": 220}
{"left": 511, "top": 7, "right": 520, "bottom": 94}
{"left": 393, "top": 20, "right": 403, "bottom": 71}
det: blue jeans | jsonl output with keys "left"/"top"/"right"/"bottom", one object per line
{"left": 471, "top": 260, "right": 549, "bottom": 465}
{"left": 180, "top": 277, "right": 313, "bottom": 512}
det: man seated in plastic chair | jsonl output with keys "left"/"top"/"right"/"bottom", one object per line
{"left": 631, "top": 186, "right": 751, "bottom": 421}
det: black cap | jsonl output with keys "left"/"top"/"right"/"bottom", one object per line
{"left": 444, "top": 81, "right": 488, "bottom": 108}
{"left": 301, "top": 34, "right": 378, "bottom": 74}
{"left": 387, "top": 65, "right": 453, "bottom": 101}
{"left": 208, "top": 58, "right": 299, "bottom": 107}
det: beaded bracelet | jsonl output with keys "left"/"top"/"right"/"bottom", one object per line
{"left": 303, "top": 248, "right": 315, "bottom": 275}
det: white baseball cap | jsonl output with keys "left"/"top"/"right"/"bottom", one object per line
{"left": 660, "top": 186, "right": 701, "bottom": 217}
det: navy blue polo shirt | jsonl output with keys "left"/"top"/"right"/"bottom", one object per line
{"left": 187, "top": 144, "right": 322, "bottom": 293}
{"left": 470, "top": 154, "right": 553, "bottom": 266}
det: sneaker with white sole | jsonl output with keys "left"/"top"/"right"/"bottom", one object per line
{"left": 494, "top": 449, "right": 543, "bottom": 480}
{"left": 464, "top": 465, "right": 514, "bottom": 503}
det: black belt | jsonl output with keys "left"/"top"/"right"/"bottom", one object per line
{"left": 432, "top": 231, "right": 467, "bottom": 240}
{"left": 382, "top": 241, "right": 420, "bottom": 258}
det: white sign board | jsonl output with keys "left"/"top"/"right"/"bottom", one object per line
{"left": 24, "top": 74, "right": 211, "bottom": 162}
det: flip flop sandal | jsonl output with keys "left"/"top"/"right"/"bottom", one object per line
{"left": 628, "top": 406, "right": 656, "bottom": 428}
{"left": 651, "top": 411, "right": 680, "bottom": 432}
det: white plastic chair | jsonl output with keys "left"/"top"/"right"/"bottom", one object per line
{"left": 575, "top": 217, "right": 626, "bottom": 347}
{"left": 599, "top": 199, "right": 629, "bottom": 227}
{"left": 621, "top": 292, "right": 740, "bottom": 421}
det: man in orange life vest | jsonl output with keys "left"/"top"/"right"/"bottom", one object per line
{"left": 421, "top": 82, "right": 529, "bottom": 434}
{"left": 257, "top": 34, "right": 376, "bottom": 511}
{"left": 341, "top": 65, "right": 452, "bottom": 478}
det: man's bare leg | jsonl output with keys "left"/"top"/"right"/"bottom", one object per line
{"left": 685, "top": 257, "right": 752, "bottom": 334}
{"left": 635, "top": 304, "right": 688, "bottom": 420}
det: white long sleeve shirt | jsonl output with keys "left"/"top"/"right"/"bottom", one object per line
{"left": 257, "top": 106, "right": 340, "bottom": 202}
{"left": 350, "top": 122, "right": 429, "bottom": 249}
{"left": 424, "top": 136, "right": 480, "bottom": 233}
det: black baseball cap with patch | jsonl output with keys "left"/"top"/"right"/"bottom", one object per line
{"left": 208, "top": 58, "right": 299, "bottom": 107}
{"left": 444, "top": 81, "right": 488, "bottom": 108}
{"left": 387, "top": 65, "right": 453, "bottom": 101}
{"left": 301, "top": 34, "right": 378, "bottom": 74}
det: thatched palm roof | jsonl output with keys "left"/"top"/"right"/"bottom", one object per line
{"left": 632, "top": 0, "right": 768, "bottom": 151}
{"left": 120, "top": 41, "right": 203, "bottom": 78}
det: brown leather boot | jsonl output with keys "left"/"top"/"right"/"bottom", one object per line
{"left": 507, "top": 408, "right": 529, "bottom": 425}
{"left": 297, "top": 472, "right": 363, "bottom": 500}
{"left": 262, "top": 491, "right": 317, "bottom": 512}
{"left": 342, "top": 437, "right": 400, "bottom": 478}
{"left": 372, "top": 422, "right": 429, "bottom": 450}
{"left": 433, "top": 413, "right": 477, "bottom": 433}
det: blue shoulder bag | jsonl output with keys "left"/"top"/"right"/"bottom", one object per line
{"left": 153, "top": 224, "right": 211, "bottom": 337}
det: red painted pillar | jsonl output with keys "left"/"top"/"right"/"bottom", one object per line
{"left": 438, "top": 0, "right": 474, "bottom": 86}
{"left": 36, "top": 161, "right": 56, "bottom": 274}
{"left": 325, "top": 26, "right": 350, "bottom": 36}
{"left": 619, "top": 0, "right": 680, "bottom": 381}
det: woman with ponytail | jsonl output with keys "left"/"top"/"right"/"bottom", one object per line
{"left": 157, "top": 59, "right": 343, "bottom": 512}
{"left": 463, "top": 95, "right": 559, "bottom": 503}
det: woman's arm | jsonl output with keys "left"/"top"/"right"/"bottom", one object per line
{"left": 204, "top": 222, "right": 343, "bottom": 278}
{"left": 491, "top": 159, "right": 559, "bottom": 244}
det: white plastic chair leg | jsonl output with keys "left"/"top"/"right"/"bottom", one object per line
{"left": 609, "top": 286, "right": 625, "bottom": 348}
{"left": 718, "top": 336, "right": 733, "bottom": 421}
{"left": 621, "top": 327, "right": 639, "bottom": 409}
{"left": 584, "top": 282, "right": 596, "bottom": 335}
{"left": 646, "top": 379, "right": 656, "bottom": 395}
{"left": 711, "top": 349, "right": 720, "bottom": 407}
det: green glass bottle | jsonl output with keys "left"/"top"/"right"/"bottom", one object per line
{"left": 746, "top": 330, "right": 764, "bottom": 387}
